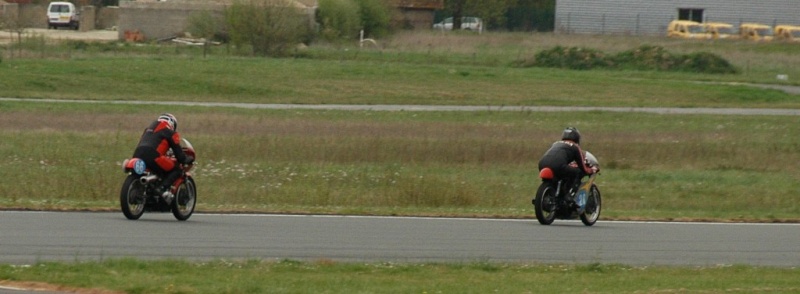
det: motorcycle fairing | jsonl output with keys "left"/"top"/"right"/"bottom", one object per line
{"left": 171, "top": 177, "right": 185, "bottom": 193}
{"left": 124, "top": 158, "right": 147, "bottom": 175}
{"left": 539, "top": 167, "right": 554, "bottom": 180}
{"left": 574, "top": 174, "right": 597, "bottom": 213}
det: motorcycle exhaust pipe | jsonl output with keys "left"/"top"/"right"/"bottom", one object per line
{"left": 139, "top": 175, "right": 158, "bottom": 184}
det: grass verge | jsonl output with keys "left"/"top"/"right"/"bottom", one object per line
{"left": 1, "top": 259, "right": 798, "bottom": 293}
{"left": 1, "top": 32, "right": 799, "bottom": 108}
{"left": 1, "top": 103, "right": 798, "bottom": 222}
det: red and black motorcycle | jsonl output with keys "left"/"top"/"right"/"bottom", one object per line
{"left": 120, "top": 138, "right": 197, "bottom": 221}
{"left": 533, "top": 151, "right": 602, "bottom": 226}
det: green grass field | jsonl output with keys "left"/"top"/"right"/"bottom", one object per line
{"left": 1, "top": 259, "right": 798, "bottom": 294}
{"left": 1, "top": 30, "right": 799, "bottom": 292}
{"left": 2, "top": 31, "right": 799, "bottom": 107}
{"left": 2, "top": 98, "right": 798, "bottom": 221}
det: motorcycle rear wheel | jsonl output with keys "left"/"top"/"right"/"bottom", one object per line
{"left": 171, "top": 177, "right": 196, "bottom": 221}
{"left": 120, "top": 174, "right": 146, "bottom": 220}
{"left": 534, "top": 183, "right": 557, "bottom": 225}
{"left": 579, "top": 185, "right": 602, "bottom": 226}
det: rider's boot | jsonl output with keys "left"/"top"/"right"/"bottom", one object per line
{"left": 161, "top": 187, "right": 174, "bottom": 203}
{"left": 153, "top": 184, "right": 173, "bottom": 203}
{"left": 160, "top": 168, "right": 182, "bottom": 202}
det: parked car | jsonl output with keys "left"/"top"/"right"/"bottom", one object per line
{"left": 704, "top": 22, "right": 737, "bottom": 39}
{"left": 433, "top": 17, "right": 483, "bottom": 32}
{"left": 667, "top": 20, "right": 706, "bottom": 39}
{"left": 775, "top": 25, "right": 800, "bottom": 42}
{"left": 739, "top": 23, "right": 773, "bottom": 41}
{"left": 47, "top": 1, "right": 80, "bottom": 30}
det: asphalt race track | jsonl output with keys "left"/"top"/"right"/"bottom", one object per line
{"left": 0, "top": 211, "right": 797, "bottom": 267}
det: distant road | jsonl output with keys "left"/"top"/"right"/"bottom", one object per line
{"left": 0, "top": 28, "right": 117, "bottom": 44}
{"left": 2, "top": 98, "right": 800, "bottom": 116}
{"left": 1, "top": 212, "right": 798, "bottom": 267}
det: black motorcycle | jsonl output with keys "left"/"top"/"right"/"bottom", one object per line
{"left": 533, "top": 151, "right": 602, "bottom": 226}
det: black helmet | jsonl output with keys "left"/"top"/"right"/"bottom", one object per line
{"left": 561, "top": 127, "right": 581, "bottom": 144}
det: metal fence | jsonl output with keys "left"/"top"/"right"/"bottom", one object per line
{"left": 556, "top": 11, "right": 792, "bottom": 36}
{"left": 556, "top": 12, "right": 675, "bottom": 36}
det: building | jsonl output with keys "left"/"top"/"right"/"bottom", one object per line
{"left": 554, "top": 0, "right": 800, "bottom": 36}
{"left": 118, "top": 0, "right": 443, "bottom": 41}
{"left": 387, "top": 0, "right": 444, "bottom": 29}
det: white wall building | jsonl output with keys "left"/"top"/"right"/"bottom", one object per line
{"left": 555, "top": 0, "right": 800, "bottom": 35}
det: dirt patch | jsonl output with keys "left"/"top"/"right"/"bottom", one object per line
{"left": 0, "top": 280, "right": 123, "bottom": 294}
{"left": 0, "top": 28, "right": 117, "bottom": 44}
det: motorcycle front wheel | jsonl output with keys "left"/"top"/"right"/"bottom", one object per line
{"left": 171, "top": 177, "right": 197, "bottom": 221}
{"left": 120, "top": 174, "right": 146, "bottom": 220}
{"left": 579, "top": 185, "right": 602, "bottom": 226}
{"left": 534, "top": 182, "right": 557, "bottom": 225}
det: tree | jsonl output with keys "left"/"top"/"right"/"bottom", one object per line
{"left": 1, "top": 4, "right": 38, "bottom": 58}
{"left": 225, "top": 0, "right": 312, "bottom": 57}
{"left": 86, "top": 0, "right": 119, "bottom": 7}
{"left": 354, "top": 0, "right": 390, "bottom": 38}
{"left": 444, "top": 0, "right": 514, "bottom": 30}
{"left": 441, "top": 0, "right": 556, "bottom": 31}
{"left": 506, "top": 0, "right": 556, "bottom": 32}
{"left": 448, "top": 0, "right": 466, "bottom": 30}
{"left": 317, "top": 0, "right": 361, "bottom": 41}
{"left": 187, "top": 10, "right": 223, "bottom": 57}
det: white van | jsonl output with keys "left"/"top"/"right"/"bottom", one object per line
{"left": 47, "top": 2, "right": 80, "bottom": 30}
{"left": 433, "top": 17, "right": 483, "bottom": 32}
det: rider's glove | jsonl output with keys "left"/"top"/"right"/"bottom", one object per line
{"left": 591, "top": 166, "right": 599, "bottom": 174}
{"left": 184, "top": 156, "right": 195, "bottom": 165}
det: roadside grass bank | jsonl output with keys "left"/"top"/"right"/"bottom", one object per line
{"left": 1, "top": 32, "right": 799, "bottom": 108}
{"left": 1, "top": 259, "right": 798, "bottom": 293}
{"left": 0, "top": 56, "right": 796, "bottom": 108}
{"left": 1, "top": 103, "right": 798, "bottom": 222}
{"left": 5, "top": 31, "right": 800, "bottom": 79}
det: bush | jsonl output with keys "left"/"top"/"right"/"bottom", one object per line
{"left": 677, "top": 52, "right": 738, "bottom": 74}
{"left": 64, "top": 40, "right": 89, "bottom": 51}
{"left": 225, "top": 0, "right": 313, "bottom": 57}
{"left": 317, "top": 0, "right": 361, "bottom": 41}
{"left": 187, "top": 10, "right": 224, "bottom": 42}
{"left": 531, "top": 46, "right": 611, "bottom": 70}
{"left": 524, "top": 45, "right": 737, "bottom": 74}
{"left": 613, "top": 45, "right": 677, "bottom": 71}
{"left": 354, "top": 0, "right": 391, "bottom": 39}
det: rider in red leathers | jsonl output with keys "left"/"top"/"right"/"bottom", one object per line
{"left": 132, "top": 113, "right": 194, "bottom": 200}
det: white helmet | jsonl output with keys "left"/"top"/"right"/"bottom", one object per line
{"left": 158, "top": 113, "right": 178, "bottom": 131}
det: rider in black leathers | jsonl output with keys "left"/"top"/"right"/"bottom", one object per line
{"left": 538, "top": 127, "right": 595, "bottom": 196}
